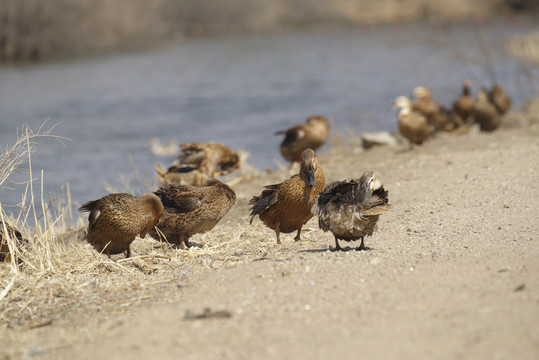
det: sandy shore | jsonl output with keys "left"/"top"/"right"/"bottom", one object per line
{"left": 1, "top": 103, "right": 539, "bottom": 359}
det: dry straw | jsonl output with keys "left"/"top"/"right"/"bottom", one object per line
{"left": 0, "top": 124, "right": 278, "bottom": 342}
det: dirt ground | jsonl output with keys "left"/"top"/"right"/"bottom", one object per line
{"left": 1, "top": 103, "right": 539, "bottom": 359}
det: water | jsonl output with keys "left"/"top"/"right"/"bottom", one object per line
{"left": 0, "top": 17, "right": 537, "bottom": 218}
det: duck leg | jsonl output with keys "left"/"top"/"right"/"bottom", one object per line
{"left": 125, "top": 246, "right": 131, "bottom": 258}
{"left": 275, "top": 228, "right": 281, "bottom": 245}
{"left": 334, "top": 235, "right": 342, "bottom": 251}
{"left": 356, "top": 237, "right": 366, "bottom": 251}
{"left": 294, "top": 226, "right": 303, "bottom": 241}
{"left": 179, "top": 234, "right": 188, "bottom": 250}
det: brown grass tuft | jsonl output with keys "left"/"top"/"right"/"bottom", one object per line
{"left": 0, "top": 125, "right": 292, "bottom": 354}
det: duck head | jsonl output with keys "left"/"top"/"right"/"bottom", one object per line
{"left": 359, "top": 171, "right": 382, "bottom": 201}
{"left": 306, "top": 115, "right": 329, "bottom": 129}
{"left": 300, "top": 148, "right": 318, "bottom": 187}
{"left": 412, "top": 86, "right": 432, "bottom": 101}
{"left": 393, "top": 96, "right": 412, "bottom": 114}
{"left": 463, "top": 79, "right": 472, "bottom": 94}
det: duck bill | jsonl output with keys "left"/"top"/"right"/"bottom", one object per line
{"left": 307, "top": 169, "right": 316, "bottom": 187}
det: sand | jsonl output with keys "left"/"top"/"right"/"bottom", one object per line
{"left": 1, "top": 104, "right": 539, "bottom": 359}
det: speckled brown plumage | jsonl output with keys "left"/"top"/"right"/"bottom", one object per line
{"left": 317, "top": 171, "right": 391, "bottom": 251}
{"left": 275, "top": 115, "right": 330, "bottom": 163}
{"left": 413, "top": 86, "right": 451, "bottom": 131}
{"left": 394, "top": 96, "right": 433, "bottom": 145}
{"left": 156, "top": 142, "right": 240, "bottom": 187}
{"left": 249, "top": 148, "right": 325, "bottom": 244}
{"left": 473, "top": 88, "right": 502, "bottom": 132}
{"left": 452, "top": 79, "right": 474, "bottom": 125}
{"left": 148, "top": 179, "right": 236, "bottom": 249}
{"left": 0, "top": 221, "right": 27, "bottom": 262}
{"left": 79, "top": 193, "right": 164, "bottom": 258}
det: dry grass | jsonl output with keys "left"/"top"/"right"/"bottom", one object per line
{"left": 0, "top": 124, "right": 286, "bottom": 346}
{"left": 1, "top": 102, "right": 538, "bottom": 358}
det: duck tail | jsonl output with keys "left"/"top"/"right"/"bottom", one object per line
{"left": 248, "top": 214, "right": 256, "bottom": 224}
{"left": 78, "top": 200, "right": 97, "bottom": 212}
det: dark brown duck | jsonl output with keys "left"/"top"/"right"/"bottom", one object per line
{"left": 149, "top": 179, "right": 236, "bottom": 250}
{"left": 275, "top": 116, "right": 330, "bottom": 163}
{"left": 79, "top": 193, "right": 164, "bottom": 258}
{"left": 249, "top": 148, "right": 325, "bottom": 244}
{"left": 452, "top": 79, "right": 474, "bottom": 126}
{"left": 156, "top": 142, "right": 240, "bottom": 187}
{"left": 489, "top": 84, "right": 512, "bottom": 115}
{"left": 473, "top": 88, "right": 502, "bottom": 132}
{"left": 394, "top": 96, "right": 433, "bottom": 146}
{"left": 412, "top": 86, "right": 451, "bottom": 131}
{"left": 0, "top": 221, "right": 27, "bottom": 262}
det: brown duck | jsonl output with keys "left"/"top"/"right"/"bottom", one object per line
{"left": 148, "top": 179, "right": 236, "bottom": 250}
{"left": 275, "top": 115, "right": 330, "bottom": 163}
{"left": 155, "top": 163, "right": 210, "bottom": 187}
{"left": 394, "top": 96, "right": 433, "bottom": 145}
{"left": 452, "top": 79, "right": 474, "bottom": 126}
{"left": 156, "top": 142, "right": 240, "bottom": 187}
{"left": 317, "top": 171, "right": 391, "bottom": 251}
{"left": 174, "top": 142, "right": 240, "bottom": 176}
{"left": 79, "top": 193, "right": 164, "bottom": 258}
{"left": 473, "top": 88, "right": 502, "bottom": 132}
{"left": 0, "top": 221, "right": 27, "bottom": 262}
{"left": 489, "top": 84, "right": 512, "bottom": 115}
{"left": 249, "top": 148, "right": 325, "bottom": 244}
{"left": 412, "top": 86, "right": 451, "bottom": 131}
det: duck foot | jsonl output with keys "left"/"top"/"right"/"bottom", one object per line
{"left": 334, "top": 236, "right": 343, "bottom": 251}
{"left": 275, "top": 229, "right": 282, "bottom": 245}
{"left": 294, "top": 227, "right": 303, "bottom": 241}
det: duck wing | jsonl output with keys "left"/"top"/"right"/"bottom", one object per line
{"left": 249, "top": 183, "right": 281, "bottom": 223}
{"left": 275, "top": 125, "right": 305, "bottom": 147}
{"left": 154, "top": 185, "right": 203, "bottom": 213}
{"left": 318, "top": 179, "right": 365, "bottom": 207}
{"left": 177, "top": 143, "right": 207, "bottom": 166}
{"left": 357, "top": 186, "right": 391, "bottom": 216}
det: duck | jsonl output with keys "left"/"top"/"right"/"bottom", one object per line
{"left": 452, "top": 79, "right": 474, "bottom": 126}
{"left": 173, "top": 142, "right": 240, "bottom": 177}
{"left": 148, "top": 179, "right": 236, "bottom": 250}
{"left": 393, "top": 96, "right": 433, "bottom": 146}
{"left": 412, "top": 86, "right": 451, "bottom": 131}
{"left": 249, "top": 148, "right": 325, "bottom": 244}
{"left": 0, "top": 221, "right": 27, "bottom": 262}
{"left": 79, "top": 193, "right": 164, "bottom": 258}
{"left": 489, "top": 84, "right": 512, "bottom": 115}
{"left": 317, "top": 171, "right": 391, "bottom": 251}
{"left": 155, "top": 163, "right": 210, "bottom": 187}
{"left": 156, "top": 142, "right": 241, "bottom": 187}
{"left": 275, "top": 115, "right": 330, "bottom": 163}
{"left": 472, "top": 88, "right": 502, "bottom": 131}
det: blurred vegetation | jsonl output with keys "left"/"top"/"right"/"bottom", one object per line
{"left": 0, "top": 0, "right": 535, "bottom": 62}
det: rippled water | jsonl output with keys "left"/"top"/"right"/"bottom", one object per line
{"left": 0, "top": 17, "right": 537, "bottom": 217}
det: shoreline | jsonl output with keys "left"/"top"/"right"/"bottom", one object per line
{"left": 1, "top": 100, "right": 538, "bottom": 359}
